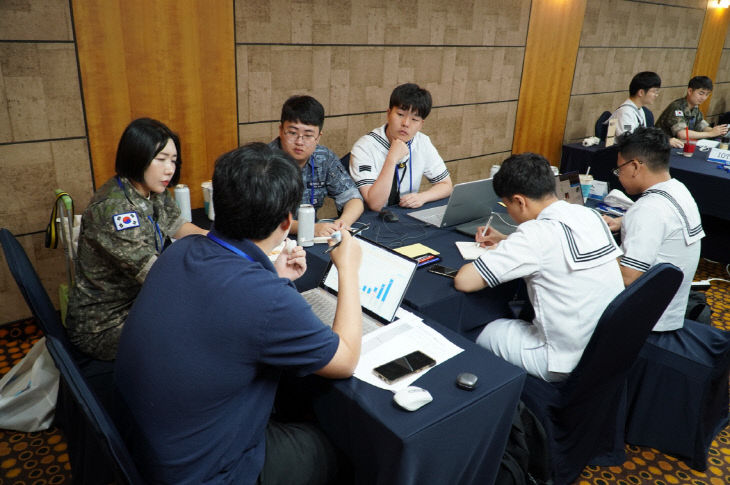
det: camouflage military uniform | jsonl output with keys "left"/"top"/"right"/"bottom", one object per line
{"left": 655, "top": 97, "right": 709, "bottom": 138}
{"left": 66, "top": 176, "right": 185, "bottom": 360}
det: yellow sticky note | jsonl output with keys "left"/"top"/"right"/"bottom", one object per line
{"left": 394, "top": 243, "right": 440, "bottom": 258}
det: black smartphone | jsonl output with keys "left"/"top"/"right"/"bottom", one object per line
{"left": 427, "top": 264, "right": 458, "bottom": 278}
{"left": 373, "top": 351, "right": 437, "bottom": 384}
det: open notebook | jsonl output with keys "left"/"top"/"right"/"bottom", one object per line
{"left": 302, "top": 236, "right": 418, "bottom": 335}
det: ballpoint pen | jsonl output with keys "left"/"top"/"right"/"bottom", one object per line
{"left": 324, "top": 224, "right": 369, "bottom": 254}
{"left": 476, "top": 214, "right": 494, "bottom": 247}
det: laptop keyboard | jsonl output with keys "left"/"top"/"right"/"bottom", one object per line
{"left": 302, "top": 289, "right": 382, "bottom": 335}
{"left": 409, "top": 206, "right": 445, "bottom": 226}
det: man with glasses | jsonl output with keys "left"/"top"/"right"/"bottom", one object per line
{"left": 269, "top": 95, "right": 363, "bottom": 236}
{"left": 603, "top": 127, "right": 704, "bottom": 332}
{"left": 608, "top": 71, "right": 683, "bottom": 148}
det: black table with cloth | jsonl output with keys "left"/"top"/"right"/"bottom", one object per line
{"left": 293, "top": 203, "right": 521, "bottom": 339}
{"left": 309, "top": 316, "right": 526, "bottom": 485}
{"left": 560, "top": 142, "right": 730, "bottom": 263}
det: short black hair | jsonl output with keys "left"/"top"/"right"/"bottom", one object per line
{"left": 389, "top": 83, "right": 432, "bottom": 119}
{"left": 212, "top": 143, "right": 303, "bottom": 241}
{"left": 688, "top": 76, "right": 713, "bottom": 91}
{"left": 280, "top": 95, "right": 325, "bottom": 130}
{"left": 493, "top": 153, "right": 556, "bottom": 200}
{"left": 629, "top": 71, "right": 661, "bottom": 96}
{"left": 115, "top": 118, "right": 182, "bottom": 187}
{"left": 615, "top": 127, "right": 670, "bottom": 172}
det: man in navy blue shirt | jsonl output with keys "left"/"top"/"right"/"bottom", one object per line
{"left": 115, "top": 143, "right": 362, "bottom": 485}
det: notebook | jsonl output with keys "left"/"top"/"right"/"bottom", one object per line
{"left": 407, "top": 178, "right": 495, "bottom": 228}
{"left": 302, "top": 236, "right": 418, "bottom": 335}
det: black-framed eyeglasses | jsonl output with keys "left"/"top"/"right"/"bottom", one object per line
{"left": 612, "top": 159, "right": 642, "bottom": 177}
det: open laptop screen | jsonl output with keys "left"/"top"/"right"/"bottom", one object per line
{"left": 321, "top": 236, "right": 417, "bottom": 324}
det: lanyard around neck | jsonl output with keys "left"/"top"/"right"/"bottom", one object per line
{"left": 309, "top": 156, "right": 315, "bottom": 205}
{"left": 116, "top": 176, "right": 164, "bottom": 253}
{"left": 397, "top": 140, "right": 413, "bottom": 194}
{"left": 207, "top": 233, "right": 255, "bottom": 262}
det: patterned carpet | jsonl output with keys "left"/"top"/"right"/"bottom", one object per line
{"left": 0, "top": 259, "right": 729, "bottom": 485}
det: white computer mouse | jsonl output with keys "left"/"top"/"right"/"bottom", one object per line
{"left": 393, "top": 386, "right": 433, "bottom": 411}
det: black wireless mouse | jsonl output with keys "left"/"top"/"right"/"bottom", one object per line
{"left": 379, "top": 210, "right": 399, "bottom": 223}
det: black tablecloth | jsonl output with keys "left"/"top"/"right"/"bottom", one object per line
{"left": 311, "top": 317, "right": 526, "bottom": 485}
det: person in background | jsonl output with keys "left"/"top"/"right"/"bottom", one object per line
{"left": 602, "top": 127, "right": 703, "bottom": 331}
{"left": 655, "top": 76, "right": 728, "bottom": 141}
{"left": 269, "top": 95, "right": 363, "bottom": 236}
{"left": 456, "top": 153, "right": 623, "bottom": 381}
{"left": 349, "top": 83, "right": 453, "bottom": 211}
{"left": 609, "top": 71, "right": 683, "bottom": 148}
{"left": 115, "top": 143, "right": 362, "bottom": 485}
{"left": 66, "top": 118, "right": 207, "bottom": 361}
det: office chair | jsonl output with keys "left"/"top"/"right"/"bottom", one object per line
{"left": 340, "top": 152, "right": 351, "bottom": 173}
{"left": 626, "top": 318, "right": 730, "bottom": 470}
{"left": 1, "top": 228, "right": 120, "bottom": 483}
{"left": 45, "top": 334, "right": 146, "bottom": 484}
{"left": 520, "top": 263, "right": 683, "bottom": 485}
{"left": 594, "top": 111, "right": 612, "bottom": 141}
{"left": 642, "top": 106, "right": 655, "bottom": 128}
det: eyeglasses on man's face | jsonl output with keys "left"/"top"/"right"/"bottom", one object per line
{"left": 612, "top": 158, "right": 642, "bottom": 177}
{"left": 283, "top": 130, "right": 318, "bottom": 143}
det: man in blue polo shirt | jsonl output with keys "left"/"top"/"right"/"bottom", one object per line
{"left": 114, "top": 143, "right": 363, "bottom": 485}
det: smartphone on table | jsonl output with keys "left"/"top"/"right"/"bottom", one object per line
{"left": 373, "top": 351, "right": 437, "bottom": 384}
{"left": 427, "top": 264, "right": 458, "bottom": 279}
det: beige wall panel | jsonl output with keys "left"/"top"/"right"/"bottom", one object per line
{"left": 708, "top": 83, "right": 729, "bottom": 119}
{"left": 0, "top": 233, "right": 66, "bottom": 323}
{"left": 572, "top": 48, "right": 697, "bottom": 95}
{"left": 446, "top": 153, "right": 508, "bottom": 186}
{"left": 237, "top": 45, "right": 523, "bottom": 123}
{"left": 580, "top": 0, "right": 703, "bottom": 48}
{"left": 0, "top": 140, "right": 92, "bottom": 234}
{"left": 0, "top": 0, "right": 72, "bottom": 41}
{"left": 717, "top": 49, "right": 730, "bottom": 82}
{"left": 236, "top": 0, "right": 530, "bottom": 46}
{"left": 0, "top": 43, "right": 85, "bottom": 142}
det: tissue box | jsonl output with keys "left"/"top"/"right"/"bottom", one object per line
{"left": 588, "top": 180, "right": 608, "bottom": 200}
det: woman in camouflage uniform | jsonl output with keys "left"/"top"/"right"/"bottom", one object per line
{"left": 66, "top": 118, "right": 208, "bottom": 361}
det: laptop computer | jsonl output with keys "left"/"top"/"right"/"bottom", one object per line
{"left": 455, "top": 172, "right": 586, "bottom": 237}
{"left": 453, "top": 178, "right": 516, "bottom": 237}
{"left": 407, "top": 178, "right": 495, "bottom": 228}
{"left": 302, "top": 236, "right": 418, "bottom": 335}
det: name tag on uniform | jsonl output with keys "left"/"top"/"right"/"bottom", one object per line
{"left": 674, "top": 110, "right": 684, "bottom": 116}
{"left": 113, "top": 212, "right": 140, "bottom": 231}
{"left": 308, "top": 181, "right": 325, "bottom": 188}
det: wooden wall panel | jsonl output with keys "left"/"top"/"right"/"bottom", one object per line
{"left": 692, "top": 6, "right": 730, "bottom": 116}
{"left": 566, "top": 0, "right": 706, "bottom": 142}
{"left": 512, "top": 0, "right": 587, "bottom": 163}
{"left": 72, "top": 0, "right": 238, "bottom": 207}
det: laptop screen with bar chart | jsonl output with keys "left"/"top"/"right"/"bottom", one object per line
{"left": 319, "top": 236, "right": 418, "bottom": 324}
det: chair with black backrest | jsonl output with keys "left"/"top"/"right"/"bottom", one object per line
{"left": 625, "top": 317, "right": 730, "bottom": 470}
{"left": 0, "top": 228, "right": 122, "bottom": 484}
{"left": 520, "top": 263, "right": 683, "bottom": 485}
{"left": 340, "top": 152, "right": 351, "bottom": 173}
{"left": 44, "top": 334, "right": 145, "bottom": 484}
{"left": 643, "top": 106, "right": 655, "bottom": 128}
{"left": 594, "top": 111, "right": 612, "bottom": 141}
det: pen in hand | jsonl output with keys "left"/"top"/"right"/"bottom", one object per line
{"left": 324, "top": 225, "right": 368, "bottom": 254}
{"left": 476, "top": 214, "right": 494, "bottom": 247}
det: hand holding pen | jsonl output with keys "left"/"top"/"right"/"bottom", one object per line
{"left": 475, "top": 214, "right": 494, "bottom": 247}
{"left": 324, "top": 224, "right": 369, "bottom": 254}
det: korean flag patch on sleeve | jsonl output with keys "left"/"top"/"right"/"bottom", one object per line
{"left": 675, "top": 110, "right": 684, "bottom": 116}
{"left": 113, "top": 212, "right": 140, "bottom": 231}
